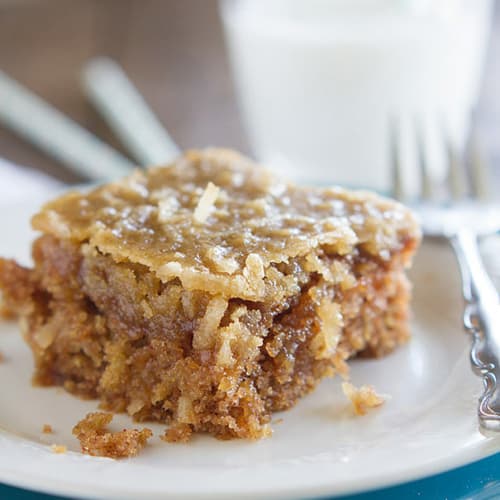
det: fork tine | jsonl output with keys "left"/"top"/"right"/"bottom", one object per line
{"left": 469, "top": 128, "right": 490, "bottom": 200}
{"left": 390, "top": 117, "right": 404, "bottom": 201}
{"left": 444, "top": 127, "right": 467, "bottom": 200}
{"left": 415, "top": 117, "right": 433, "bottom": 200}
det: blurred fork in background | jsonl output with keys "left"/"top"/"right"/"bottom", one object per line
{"left": 392, "top": 119, "right": 500, "bottom": 432}
{"left": 0, "top": 70, "right": 135, "bottom": 182}
{"left": 0, "top": 61, "right": 180, "bottom": 184}
{"left": 82, "top": 57, "right": 180, "bottom": 167}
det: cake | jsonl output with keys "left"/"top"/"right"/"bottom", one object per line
{"left": 0, "top": 149, "right": 420, "bottom": 440}
{"left": 72, "top": 412, "right": 152, "bottom": 458}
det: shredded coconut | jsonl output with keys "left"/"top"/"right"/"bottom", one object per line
{"left": 311, "top": 299, "right": 343, "bottom": 360}
{"left": 193, "top": 182, "right": 220, "bottom": 223}
{"left": 192, "top": 296, "right": 228, "bottom": 350}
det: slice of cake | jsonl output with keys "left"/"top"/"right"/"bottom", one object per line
{"left": 0, "top": 149, "right": 420, "bottom": 440}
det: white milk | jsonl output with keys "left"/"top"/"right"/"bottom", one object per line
{"left": 221, "top": 0, "right": 493, "bottom": 192}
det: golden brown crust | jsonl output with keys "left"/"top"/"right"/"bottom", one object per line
{"left": 72, "top": 412, "right": 152, "bottom": 458}
{"left": 32, "top": 148, "right": 420, "bottom": 302}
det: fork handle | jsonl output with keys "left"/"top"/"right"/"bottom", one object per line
{"left": 451, "top": 229, "right": 500, "bottom": 431}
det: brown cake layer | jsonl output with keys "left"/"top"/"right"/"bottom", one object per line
{"left": 0, "top": 149, "right": 420, "bottom": 440}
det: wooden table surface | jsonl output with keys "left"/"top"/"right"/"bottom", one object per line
{"left": 0, "top": 0, "right": 498, "bottom": 186}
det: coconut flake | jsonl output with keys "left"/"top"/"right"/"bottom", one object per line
{"left": 192, "top": 296, "right": 228, "bottom": 350}
{"left": 193, "top": 182, "right": 220, "bottom": 223}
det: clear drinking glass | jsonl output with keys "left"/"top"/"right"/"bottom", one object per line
{"left": 220, "top": 0, "right": 494, "bottom": 193}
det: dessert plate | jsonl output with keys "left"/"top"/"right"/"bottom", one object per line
{"left": 0, "top": 194, "right": 499, "bottom": 500}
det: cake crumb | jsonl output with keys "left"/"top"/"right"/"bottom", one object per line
{"left": 342, "top": 382, "right": 385, "bottom": 415}
{"left": 160, "top": 423, "right": 193, "bottom": 443}
{"left": 51, "top": 444, "right": 67, "bottom": 454}
{"left": 42, "top": 424, "right": 53, "bottom": 434}
{"left": 72, "top": 412, "right": 152, "bottom": 458}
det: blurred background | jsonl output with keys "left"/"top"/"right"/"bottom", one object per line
{"left": 0, "top": 0, "right": 246, "bottom": 183}
{"left": 0, "top": 0, "right": 499, "bottom": 193}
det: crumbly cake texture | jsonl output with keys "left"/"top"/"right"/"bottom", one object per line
{"left": 42, "top": 424, "right": 53, "bottom": 434}
{"left": 0, "top": 149, "right": 420, "bottom": 440}
{"left": 72, "top": 412, "right": 152, "bottom": 458}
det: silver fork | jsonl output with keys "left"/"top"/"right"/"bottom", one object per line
{"left": 392, "top": 124, "right": 500, "bottom": 431}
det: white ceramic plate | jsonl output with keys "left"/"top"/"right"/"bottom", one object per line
{"left": 0, "top": 195, "right": 499, "bottom": 500}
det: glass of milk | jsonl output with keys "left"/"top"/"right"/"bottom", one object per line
{"left": 220, "top": 0, "right": 494, "bottom": 192}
